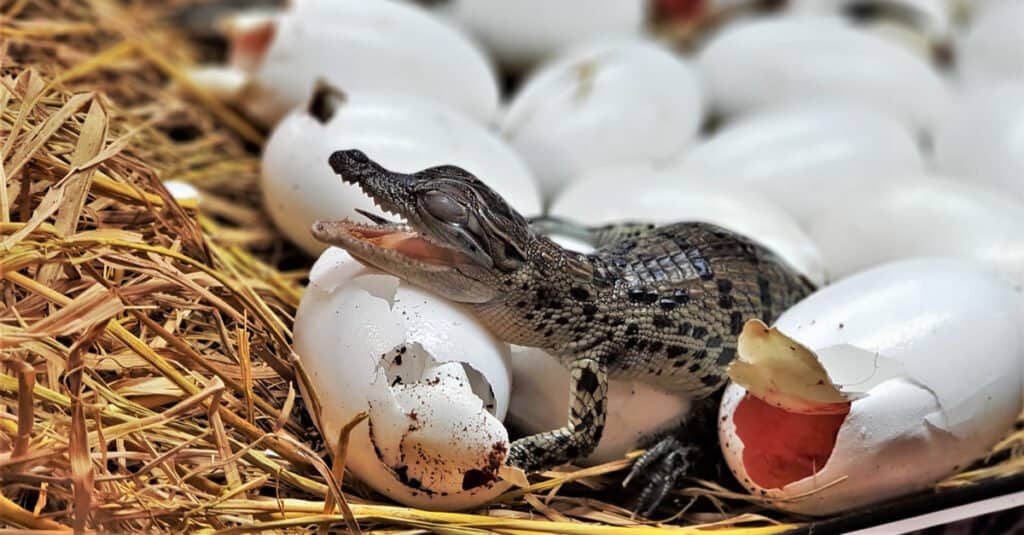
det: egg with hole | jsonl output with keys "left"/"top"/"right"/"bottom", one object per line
{"left": 719, "top": 259, "right": 1023, "bottom": 515}
{"left": 218, "top": 0, "right": 499, "bottom": 126}
{"left": 261, "top": 86, "right": 541, "bottom": 255}
{"left": 294, "top": 247, "right": 515, "bottom": 510}
{"left": 501, "top": 40, "right": 703, "bottom": 201}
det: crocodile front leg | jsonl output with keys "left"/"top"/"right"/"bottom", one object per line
{"left": 507, "top": 353, "right": 609, "bottom": 472}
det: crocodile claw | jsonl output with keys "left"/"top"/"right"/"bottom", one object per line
{"left": 622, "top": 392, "right": 728, "bottom": 518}
{"left": 626, "top": 436, "right": 699, "bottom": 516}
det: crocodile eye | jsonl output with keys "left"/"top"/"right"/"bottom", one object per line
{"left": 422, "top": 191, "right": 467, "bottom": 223}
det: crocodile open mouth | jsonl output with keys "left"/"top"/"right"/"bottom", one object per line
{"left": 312, "top": 212, "right": 472, "bottom": 269}
{"left": 316, "top": 149, "right": 475, "bottom": 269}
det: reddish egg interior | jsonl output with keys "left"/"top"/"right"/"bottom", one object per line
{"left": 733, "top": 393, "right": 849, "bottom": 489}
{"left": 229, "top": 19, "right": 276, "bottom": 72}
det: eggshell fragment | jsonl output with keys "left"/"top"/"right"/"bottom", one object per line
{"left": 294, "top": 247, "right": 513, "bottom": 509}
{"left": 163, "top": 180, "right": 200, "bottom": 204}
{"left": 225, "top": 0, "right": 499, "bottom": 125}
{"left": 720, "top": 259, "right": 1023, "bottom": 515}
{"left": 261, "top": 90, "right": 541, "bottom": 255}
{"left": 501, "top": 40, "right": 703, "bottom": 201}
{"left": 549, "top": 164, "right": 827, "bottom": 285}
{"left": 435, "top": 0, "right": 647, "bottom": 71}
{"left": 728, "top": 320, "right": 860, "bottom": 416}
{"left": 803, "top": 175, "right": 1024, "bottom": 287}
{"left": 367, "top": 357, "right": 508, "bottom": 496}
{"left": 672, "top": 101, "right": 925, "bottom": 225}
{"left": 697, "top": 16, "right": 951, "bottom": 133}
{"left": 934, "top": 84, "right": 1024, "bottom": 200}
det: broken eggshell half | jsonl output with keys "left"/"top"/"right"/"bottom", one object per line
{"left": 719, "top": 258, "right": 1022, "bottom": 516}
{"left": 294, "top": 247, "right": 514, "bottom": 509}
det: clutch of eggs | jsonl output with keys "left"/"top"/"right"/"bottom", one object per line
{"left": 719, "top": 258, "right": 1023, "bottom": 515}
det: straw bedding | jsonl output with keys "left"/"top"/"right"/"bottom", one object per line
{"left": 0, "top": 0, "right": 1020, "bottom": 532}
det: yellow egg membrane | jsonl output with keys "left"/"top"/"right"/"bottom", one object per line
{"left": 728, "top": 319, "right": 863, "bottom": 415}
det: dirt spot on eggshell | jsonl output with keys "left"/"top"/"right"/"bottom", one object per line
{"left": 461, "top": 441, "right": 508, "bottom": 491}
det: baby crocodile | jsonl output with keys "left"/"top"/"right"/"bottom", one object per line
{"left": 312, "top": 150, "right": 815, "bottom": 512}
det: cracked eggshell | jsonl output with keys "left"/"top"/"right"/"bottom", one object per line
{"left": 804, "top": 175, "right": 1024, "bottom": 287}
{"left": 672, "top": 101, "right": 925, "bottom": 226}
{"left": 434, "top": 0, "right": 647, "bottom": 71}
{"left": 935, "top": 84, "right": 1024, "bottom": 200}
{"left": 294, "top": 247, "right": 513, "bottom": 509}
{"left": 261, "top": 92, "right": 542, "bottom": 255}
{"left": 227, "top": 0, "right": 499, "bottom": 126}
{"left": 549, "top": 164, "right": 826, "bottom": 286}
{"left": 501, "top": 40, "right": 703, "bottom": 201}
{"left": 697, "top": 16, "right": 951, "bottom": 133}
{"left": 719, "top": 259, "right": 1023, "bottom": 515}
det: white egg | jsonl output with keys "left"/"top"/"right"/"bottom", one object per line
{"left": 719, "top": 258, "right": 1022, "bottom": 515}
{"left": 549, "top": 164, "right": 827, "bottom": 285}
{"left": 501, "top": 40, "right": 704, "bottom": 201}
{"left": 697, "top": 16, "right": 951, "bottom": 133}
{"left": 804, "top": 175, "right": 1024, "bottom": 287}
{"left": 261, "top": 90, "right": 542, "bottom": 255}
{"left": 673, "top": 101, "right": 925, "bottom": 225}
{"left": 225, "top": 0, "right": 499, "bottom": 126}
{"left": 507, "top": 345, "right": 692, "bottom": 465}
{"left": 294, "top": 247, "right": 514, "bottom": 509}
{"left": 434, "top": 0, "right": 647, "bottom": 71}
{"left": 934, "top": 84, "right": 1024, "bottom": 199}
{"left": 957, "top": 1, "right": 1024, "bottom": 87}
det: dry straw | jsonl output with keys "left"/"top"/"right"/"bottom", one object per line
{"left": 0, "top": 0, "right": 1020, "bottom": 532}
